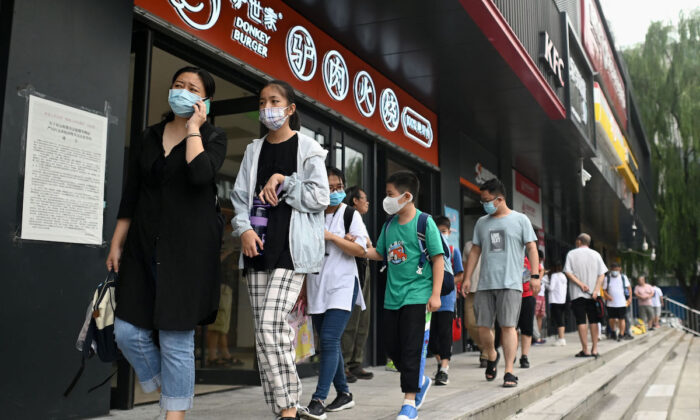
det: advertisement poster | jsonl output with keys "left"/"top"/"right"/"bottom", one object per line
{"left": 20, "top": 95, "right": 108, "bottom": 245}
{"left": 443, "top": 205, "right": 461, "bottom": 251}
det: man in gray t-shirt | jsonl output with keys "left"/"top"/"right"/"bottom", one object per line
{"left": 564, "top": 233, "right": 607, "bottom": 358}
{"left": 461, "top": 178, "right": 539, "bottom": 388}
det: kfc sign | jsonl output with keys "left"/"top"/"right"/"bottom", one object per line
{"left": 581, "top": 0, "right": 627, "bottom": 129}
{"left": 539, "top": 31, "right": 565, "bottom": 88}
{"left": 135, "top": 0, "right": 439, "bottom": 166}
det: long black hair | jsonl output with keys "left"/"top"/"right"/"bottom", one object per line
{"left": 164, "top": 66, "right": 216, "bottom": 121}
{"left": 261, "top": 79, "right": 301, "bottom": 130}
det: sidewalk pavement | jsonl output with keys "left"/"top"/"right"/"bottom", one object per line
{"left": 94, "top": 331, "right": 639, "bottom": 420}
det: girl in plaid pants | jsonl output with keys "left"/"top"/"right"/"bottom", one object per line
{"left": 231, "top": 80, "right": 330, "bottom": 419}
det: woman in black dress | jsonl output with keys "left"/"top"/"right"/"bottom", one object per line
{"left": 106, "top": 66, "right": 227, "bottom": 419}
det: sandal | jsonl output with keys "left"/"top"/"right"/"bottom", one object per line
{"left": 591, "top": 352, "right": 599, "bottom": 359}
{"left": 575, "top": 351, "right": 591, "bottom": 358}
{"left": 485, "top": 351, "right": 500, "bottom": 381}
{"left": 503, "top": 372, "right": 518, "bottom": 388}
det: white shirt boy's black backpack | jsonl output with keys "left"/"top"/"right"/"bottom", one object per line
{"left": 64, "top": 271, "right": 121, "bottom": 397}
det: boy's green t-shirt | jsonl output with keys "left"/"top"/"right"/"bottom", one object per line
{"left": 377, "top": 209, "right": 444, "bottom": 310}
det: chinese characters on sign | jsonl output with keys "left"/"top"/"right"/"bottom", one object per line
{"left": 21, "top": 95, "right": 108, "bottom": 245}
{"left": 322, "top": 50, "right": 349, "bottom": 101}
{"left": 286, "top": 25, "right": 317, "bottom": 81}
{"left": 379, "top": 88, "right": 400, "bottom": 132}
{"left": 353, "top": 71, "right": 376, "bottom": 117}
{"left": 142, "top": 0, "right": 437, "bottom": 164}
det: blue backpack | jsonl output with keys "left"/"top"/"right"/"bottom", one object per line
{"left": 381, "top": 212, "right": 455, "bottom": 296}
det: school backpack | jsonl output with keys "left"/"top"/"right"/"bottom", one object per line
{"left": 341, "top": 205, "right": 369, "bottom": 288}
{"left": 64, "top": 271, "right": 121, "bottom": 397}
{"left": 381, "top": 212, "right": 455, "bottom": 296}
{"left": 604, "top": 272, "right": 631, "bottom": 301}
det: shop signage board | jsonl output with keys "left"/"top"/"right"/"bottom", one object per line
{"left": 593, "top": 82, "right": 639, "bottom": 194}
{"left": 137, "top": 0, "right": 438, "bottom": 166}
{"left": 512, "top": 170, "right": 543, "bottom": 229}
{"left": 539, "top": 31, "right": 565, "bottom": 87}
{"left": 20, "top": 95, "right": 108, "bottom": 245}
{"left": 581, "top": 0, "right": 627, "bottom": 129}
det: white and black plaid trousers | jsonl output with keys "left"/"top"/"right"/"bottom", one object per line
{"left": 247, "top": 269, "right": 305, "bottom": 414}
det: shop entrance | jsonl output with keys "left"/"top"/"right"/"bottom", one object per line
{"left": 113, "top": 25, "right": 265, "bottom": 409}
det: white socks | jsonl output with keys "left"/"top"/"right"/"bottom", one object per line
{"left": 403, "top": 399, "right": 416, "bottom": 407}
{"left": 439, "top": 366, "right": 449, "bottom": 373}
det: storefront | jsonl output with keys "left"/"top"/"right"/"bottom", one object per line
{"left": 0, "top": 1, "right": 657, "bottom": 418}
{"left": 109, "top": 0, "right": 444, "bottom": 408}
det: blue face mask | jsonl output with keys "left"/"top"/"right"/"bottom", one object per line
{"left": 483, "top": 199, "right": 498, "bottom": 215}
{"left": 168, "top": 89, "right": 210, "bottom": 117}
{"left": 329, "top": 191, "right": 346, "bottom": 206}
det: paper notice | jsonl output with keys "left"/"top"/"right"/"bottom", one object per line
{"left": 20, "top": 95, "right": 108, "bottom": 245}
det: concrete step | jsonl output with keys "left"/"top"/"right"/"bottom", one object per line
{"left": 508, "top": 327, "right": 679, "bottom": 420}
{"left": 95, "top": 329, "right": 674, "bottom": 420}
{"left": 412, "top": 328, "right": 674, "bottom": 420}
{"left": 667, "top": 334, "right": 700, "bottom": 420}
{"left": 587, "top": 331, "right": 691, "bottom": 420}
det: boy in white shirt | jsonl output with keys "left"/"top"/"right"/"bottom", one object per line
{"left": 602, "top": 262, "right": 632, "bottom": 341}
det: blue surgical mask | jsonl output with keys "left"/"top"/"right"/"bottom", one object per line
{"left": 329, "top": 190, "right": 346, "bottom": 206}
{"left": 483, "top": 199, "right": 497, "bottom": 215}
{"left": 168, "top": 89, "right": 210, "bottom": 117}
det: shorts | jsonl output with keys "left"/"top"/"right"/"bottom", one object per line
{"left": 550, "top": 303, "right": 566, "bottom": 328}
{"left": 607, "top": 306, "right": 626, "bottom": 320}
{"left": 474, "top": 289, "right": 522, "bottom": 328}
{"left": 571, "top": 297, "right": 600, "bottom": 325}
{"left": 535, "top": 295, "right": 546, "bottom": 317}
{"left": 518, "top": 296, "right": 536, "bottom": 336}
{"left": 208, "top": 284, "right": 233, "bottom": 333}
{"left": 654, "top": 306, "right": 661, "bottom": 318}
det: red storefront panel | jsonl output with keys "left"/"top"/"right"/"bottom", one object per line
{"left": 136, "top": 0, "right": 439, "bottom": 166}
{"left": 581, "top": 0, "right": 627, "bottom": 129}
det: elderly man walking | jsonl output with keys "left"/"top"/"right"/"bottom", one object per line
{"left": 563, "top": 234, "right": 607, "bottom": 358}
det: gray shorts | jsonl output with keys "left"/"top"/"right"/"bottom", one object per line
{"left": 474, "top": 289, "right": 522, "bottom": 328}
{"left": 654, "top": 306, "right": 661, "bottom": 318}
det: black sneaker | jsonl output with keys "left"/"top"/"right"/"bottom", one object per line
{"left": 520, "top": 356, "right": 530, "bottom": 368}
{"left": 435, "top": 369, "right": 449, "bottom": 385}
{"left": 300, "top": 399, "right": 326, "bottom": 420}
{"left": 349, "top": 366, "right": 374, "bottom": 380}
{"left": 326, "top": 392, "right": 355, "bottom": 412}
{"left": 345, "top": 369, "right": 357, "bottom": 383}
{"left": 623, "top": 334, "right": 634, "bottom": 340}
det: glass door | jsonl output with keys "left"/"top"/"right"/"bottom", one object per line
{"left": 118, "top": 31, "right": 265, "bottom": 409}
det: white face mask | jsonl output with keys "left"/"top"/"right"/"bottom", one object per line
{"left": 259, "top": 106, "right": 290, "bottom": 131}
{"left": 383, "top": 193, "right": 412, "bottom": 215}
{"left": 611, "top": 271, "right": 620, "bottom": 277}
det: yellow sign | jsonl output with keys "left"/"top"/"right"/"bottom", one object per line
{"left": 594, "top": 83, "right": 639, "bottom": 193}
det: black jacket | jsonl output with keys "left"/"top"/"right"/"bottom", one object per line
{"left": 115, "top": 120, "right": 227, "bottom": 331}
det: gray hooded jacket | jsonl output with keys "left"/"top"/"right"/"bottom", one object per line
{"left": 230, "top": 132, "right": 330, "bottom": 273}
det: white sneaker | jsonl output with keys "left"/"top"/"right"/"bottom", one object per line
{"left": 553, "top": 338, "right": 566, "bottom": 346}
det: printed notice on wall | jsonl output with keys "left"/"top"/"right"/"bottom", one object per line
{"left": 20, "top": 95, "right": 108, "bottom": 245}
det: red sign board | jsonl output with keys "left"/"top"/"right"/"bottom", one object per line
{"left": 135, "top": 0, "right": 439, "bottom": 166}
{"left": 581, "top": 0, "right": 627, "bottom": 129}
{"left": 515, "top": 171, "right": 540, "bottom": 204}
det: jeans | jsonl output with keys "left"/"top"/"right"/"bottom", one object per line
{"left": 311, "top": 282, "right": 358, "bottom": 401}
{"left": 114, "top": 317, "right": 195, "bottom": 411}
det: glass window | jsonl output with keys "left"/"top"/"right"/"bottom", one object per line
{"left": 344, "top": 145, "right": 363, "bottom": 189}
